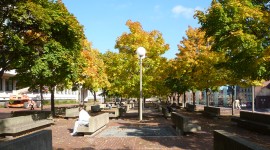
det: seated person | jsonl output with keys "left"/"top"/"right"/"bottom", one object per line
{"left": 28, "top": 99, "right": 36, "bottom": 110}
{"left": 70, "top": 107, "right": 90, "bottom": 136}
{"left": 106, "top": 103, "right": 112, "bottom": 109}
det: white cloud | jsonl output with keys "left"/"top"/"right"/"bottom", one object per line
{"left": 172, "top": 5, "right": 203, "bottom": 19}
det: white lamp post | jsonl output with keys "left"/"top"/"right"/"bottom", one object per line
{"left": 136, "top": 47, "right": 146, "bottom": 121}
{"left": 79, "top": 84, "right": 83, "bottom": 105}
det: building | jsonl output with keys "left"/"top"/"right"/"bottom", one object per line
{"left": 0, "top": 70, "right": 103, "bottom": 103}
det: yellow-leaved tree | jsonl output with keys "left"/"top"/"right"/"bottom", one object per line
{"left": 80, "top": 40, "right": 110, "bottom": 103}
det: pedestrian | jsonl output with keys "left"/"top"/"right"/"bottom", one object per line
{"left": 70, "top": 107, "right": 90, "bottom": 136}
{"left": 28, "top": 98, "right": 36, "bottom": 110}
{"left": 234, "top": 99, "right": 241, "bottom": 110}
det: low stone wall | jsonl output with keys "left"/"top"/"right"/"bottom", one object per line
{"left": 102, "top": 108, "right": 119, "bottom": 118}
{"left": 65, "top": 107, "right": 80, "bottom": 118}
{"left": 91, "top": 105, "right": 101, "bottom": 112}
{"left": 203, "top": 106, "right": 237, "bottom": 118}
{"left": 0, "top": 115, "right": 53, "bottom": 136}
{"left": 77, "top": 113, "right": 109, "bottom": 134}
{"left": 55, "top": 105, "right": 79, "bottom": 117}
{"left": 11, "top": 110, "right": 52, "bottom": 119}
{"left": 161, "top": 106, "right": 171, "bottom": 119}
{"left": 171, "top": 112, "right": 201, "bottom": 135}
{"left": 240, "top": 111, "right": 270, "bottom": 124}
{"left": 232, "top": 111, "right": 270, "bottom": 134}
{"left": 213, "top": 130, "right": 267, "bottom": 150}
{"left": 0, "top": 130, "right": 52, "bottom": 150}
{"left": 186, "top": 103, "right": 204, "bottom": 112}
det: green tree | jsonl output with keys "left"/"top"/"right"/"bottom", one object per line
{"left": 115, "top": 20, "right": 170, "bottom": 99}
{"left": 196, "top": 0, "right": 270, "bottom": 81}
{"left": 14, "top": 0, "right": 85, "bottom": 116}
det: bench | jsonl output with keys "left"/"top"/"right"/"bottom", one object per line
{"left": 203, "top": 106, "right": 236, "bottom": 119}
{"left": 186, "top": 103, "right": 204, "bottom": 112}
{"left": 91, "top": 105, "right": 101, "bottom": 112}
{"left": 55, "top": 105, "right": 80, "bottom": 118}
{"left": 0, "top": 114, "right": 53, "bottom": 137}
{"left": 77, "top": 112, "right": 109, "bottom": 136}
{"left": 0, "top": 130, "right": 52, "bottom": 150}
{"left": 171, "top": 112, "right": 201, "bottom": 135}
{"left": 161, "top": 106, "right": 171, "bottom": 119}
{"left": 101, "top": 108, "right": 120, "bottom": 118}
{"left": 231, "top": 111, "right": 270, "bottom": 134}
{"left": 214, "top": 130, "right": 268, "bottom": 150}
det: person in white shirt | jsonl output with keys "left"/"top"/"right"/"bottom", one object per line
{"left": 70, "top": 107, "right": 90, "bottom": 136}
{"left": 234, "top": 99, "right": 241, "bottom": 110}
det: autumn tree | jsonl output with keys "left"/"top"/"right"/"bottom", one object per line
{"left": 176, "top": 26, "right": 227, "bottom": 106}
{"left": 80, "top": 40, "right": 110, "bottom": 103}
{"left": 114, "top": 20, "right": 170, "bottom": 99}
{"left": 195, "top": 0, "right": 270, "bottom": 81}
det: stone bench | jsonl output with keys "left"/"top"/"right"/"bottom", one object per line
{"left": 11, "top": 110, "right": 52, "bottom": 118}
{"left": 77, "top": 112, "right": 109, "bottom": 136}
{"left": 186, "top": 103, "right": 204, "bottom": 112}
{"left": 0, "top": 114, "right": 53, "bottom": 137}
{"left": 171, "top": 112, "right": 201, "bottom": 135}
{"left": 214, "top": 130, "right": 268, "bottom": 150}
{"left": 231, "top": 111, "right": 270, "bottom": 134}
{"left": 91, "top": 105, "right": 101, "bottom": 112}
{"left": 55, "top": 105, "right": 80, "bottom": 118}
{"left": 0, "top": 130, "right": 52, "bottom": 150}
{"left": 161, "top": 106, "right": 171, "bottom": 119}
{"left": 203, "top": 106, "right": 235, "bottom": 118}
{"left": 101, "top": 108, "right": 120, "bottom": 118}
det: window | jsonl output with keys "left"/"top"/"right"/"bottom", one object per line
{"left": 5, "top": 79, "right": 13, "bottom": 91}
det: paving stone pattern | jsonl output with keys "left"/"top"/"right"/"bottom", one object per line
{"left": 98, "top": 126, "right": 177, "bottom": 137}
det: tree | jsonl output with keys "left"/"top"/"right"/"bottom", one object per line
{"left": 102, "top": 51, "right": 135, "bottom": 98}
{"left": 114, "top": 20, "right": 170, "bottom": 99}
{"left": 176, "top": 26, "right": 227, "bottom": 106}
{"left": 80, "top": 40, "right": 110, "bottom": 103}
{"left": 13, "top": 0, "right": 85, "bottom": 116}
{"left": 195, "top": 0, "right": 270, "bottom": 81}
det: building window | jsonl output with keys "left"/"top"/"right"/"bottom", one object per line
{"left": 5, "top": 79, "right": 13, "bottom": 91}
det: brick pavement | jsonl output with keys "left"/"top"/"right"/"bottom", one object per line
{"left": 1, "top": 105, "right": 269, "bottom": 149}
{"left": 50, "top": 107, "right": 211, "bottom": 150}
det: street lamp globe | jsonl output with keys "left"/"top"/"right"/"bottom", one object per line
{"left": 136, "top": 47, "right": 146, "bottom": 58}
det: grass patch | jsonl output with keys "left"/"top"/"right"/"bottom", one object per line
{"left": 42, "top": 100, "right": 78, "bottom": 105}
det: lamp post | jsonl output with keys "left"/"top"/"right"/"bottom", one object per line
{"left": 78, "top": 84, "right": 83, "bottom": 105}
{"left": 136, "top": 47, "right": 146, "bottom": 121}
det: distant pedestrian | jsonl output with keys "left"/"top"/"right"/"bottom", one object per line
{"left": 234, "top": 99, "right": 241, "bottom": 110}
{"left": 28, "top": 99, "right": 36, "bottom": 110}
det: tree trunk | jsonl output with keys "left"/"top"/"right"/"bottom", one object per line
{"left": 82, "top": 88, "right": 85, "bottom": 106}
{"left": 231, "top": 85, "right": 235, "bottom": 115}
{"left": 177, "top": 93, "right": 180, "bottom": 105}
{"left": 39, "top": 85, "right": 44, "bottom": 110}
{"left": 206, "top": 88, "right": 209, "bottom": 107}
{"left": 50, "top": 86, "right": 55, "bottom": 117}
{"left": 94, "top": 91, "right": 97, "bottom": 102}
{"left": 184, "top": 92, "right": 186, "bottom": 108}
{"left": 193, "top": 91, "right": 196, "bottom": 106}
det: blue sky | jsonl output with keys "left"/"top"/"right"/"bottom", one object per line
{"left": 62, "top": 0, "right": 212, "bottom": 59}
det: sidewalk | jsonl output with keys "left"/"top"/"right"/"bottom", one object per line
{"left": 51, "top": 107, "right": 205, "bottom": 149}
{"left": 3, "top": 105, "right": 267, "bottom": 150}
